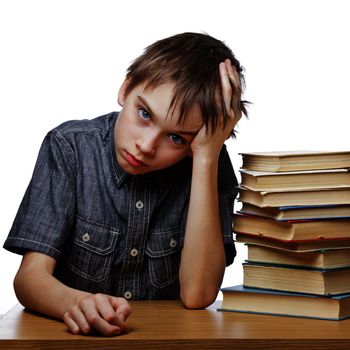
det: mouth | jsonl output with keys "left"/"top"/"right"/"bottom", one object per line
{"left": 124, "top": 151, "right": 147, "bottom": 167}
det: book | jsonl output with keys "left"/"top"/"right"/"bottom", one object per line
{"left": 233, "top": 213, "right": 350, "bottom": 241}
{"left": 247, "top": 243, "right": 350, "bottom": 269}
{"left": 238, "top": 186, "right": 350, "bottom": 207}
{"left": 238, "top": 203, "right": 350, "bottom": 221}
{"left": 243, "top": 262, "right": 350, "bottom": 295}
{"left": 240, "top": 150, "right": 350, "bottom": 172}
{"left": 219, "top": 285, "right": 350, "bottom": 320}
{"left": 235, "top": 233, "right": 350, "bottom": 252}
{"left": 239, "top": 168, "right": 350, "bottom": 191}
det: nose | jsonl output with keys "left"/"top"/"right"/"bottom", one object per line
{"left": 135, "top": 131, "right": 158, "bottom": 156}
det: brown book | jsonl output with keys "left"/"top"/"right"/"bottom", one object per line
{"left": 247, "top": 244, "right": 350, "bottom": 269}
{"left": 240, "top": 150, "right": 350, "bottom": 172}
{"left": 233, "top": 214, "right": 350, "bottom": 241}
{"left": 238, "top": 203, "right": 350, "bottom": 221}
{"left": 240, "top": 168, "right": 350, "bottom": 191}
{"left": 238, "top": 186, "right": 350, "bottom": 207}
{"left": 243, "top": 262, "right": 350, "bottom": 295}
{"left": 219, "top": 285, "right": 350, "bottom": 320}
{"left": 235, "top": 233, "right": 350, "bottom": 252}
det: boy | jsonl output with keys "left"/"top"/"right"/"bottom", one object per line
{"left": 4, "top": 32, "right": 247, "bottom": 336}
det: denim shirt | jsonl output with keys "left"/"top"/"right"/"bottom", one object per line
{"left": 4, "top": 112, "right": 238, "bottom": 300}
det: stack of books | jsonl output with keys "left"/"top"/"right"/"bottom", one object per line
{"left": 220, "top": 150, "right": 350, "bottom": 320}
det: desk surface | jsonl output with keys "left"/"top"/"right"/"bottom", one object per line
{"left": 1, "top": 300, "right": 350, "bottom": 350}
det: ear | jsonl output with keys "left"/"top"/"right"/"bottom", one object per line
{"left": 117, "top": 78, "right": 131, "bottom": 107}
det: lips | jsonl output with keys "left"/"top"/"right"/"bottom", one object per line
{"left": 124, "top": 151, "right": 147, "bottom": 167}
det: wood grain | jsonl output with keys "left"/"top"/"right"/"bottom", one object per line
{"left": 1, "top": 300, "right": 350, "bottom": 349}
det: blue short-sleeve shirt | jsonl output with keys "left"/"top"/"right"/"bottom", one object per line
{"left": 4, "top": 112, "right": 238, "bottom": 300}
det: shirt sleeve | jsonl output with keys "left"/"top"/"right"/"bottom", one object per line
{"left": 217, "top": 145, "right": 238, "bottom": 266}
{"left": 3, "top": 129, "right": 77, "bottom": 259}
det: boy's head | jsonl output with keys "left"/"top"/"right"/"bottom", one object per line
{"left": 124, "top": 32, "right": 248, "bottom": 136}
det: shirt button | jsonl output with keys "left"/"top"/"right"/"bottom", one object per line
{"left": 130, "top": 248, "right": 139, "bottom": 257}
{"left": 170, "top": 238, "right": 177, "bottom": 248}
{"left": 135, "top": 200, "right": 144, "bottom": 209}
{"left": 82, "top": 233, "right": 90, "bottom": 242}
{"left": 124, "top": 291, "right": 132, "bottom": 300}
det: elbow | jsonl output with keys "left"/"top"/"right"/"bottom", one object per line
{"left": 13, "top": 270, "right": 27, "bottom": 307}
{"left": 180, "top": 287, "right": 217, "bottom": 309}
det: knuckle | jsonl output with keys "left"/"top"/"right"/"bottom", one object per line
{"left": 81, "top": 324, "right": 91, "bottom": 334}
{"left": 87, "top": 313, "right": 99, "bottom": 325}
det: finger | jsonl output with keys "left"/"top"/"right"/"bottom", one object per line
{"left": 224, "top": 59, "right": 242, "bottom": 123}
{"left": 65, "top": 306, "right": 91, "bottom": 334}
{"left": 225, "top": 59, "right": 240, "bottom": 89}
{"left": 111, "top": 297, "right": 132, "bottom": 323}
{"left": 95, "top": 295, "right": 129, "bottom": 333}
{"left": 219, "top": 61, "right": 233, "bottom": 114}
{"left": 63, "top": 312, "right": 81, "bottom": 335}
{"left": 80, "top": 297, "right": 122, "bottom": 336}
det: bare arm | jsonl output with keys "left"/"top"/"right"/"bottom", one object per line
{"left": 14, "top": 252, "right": 131, "bottom": 336}
{"left": 179, "top": 60, "right": 241, "bottom": 309}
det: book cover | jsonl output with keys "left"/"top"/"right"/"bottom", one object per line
{"left": 239, "top": 150, "right": 350, "bottom": 172}
{"left": 246, "top": 243, "right": 350, "bottom": 269}
{"left": 233, "top": 213, "right": 350, "bottom": 241}
{"left": 235, "top": 233, "right": 350, "bottom": 252}
{"left": 218, "top": 285, "right": 350, "bottom": 320}
{"left": 243, "top": 262, "right": 350, "bottom": 295}
{"left": 238, "top": 186, "right": 350, "bottom": 207}
{"left": 239, "top": 168, "right": 350, "bottom": 191}
{"left": 238, "top": 203, "right": 350, "bottom": 221}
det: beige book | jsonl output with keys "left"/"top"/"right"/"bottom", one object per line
{"left": 240, "top": 168, "right": 350, "bottom": 191}
{"left": 243, "top": 263, "right": 350, "bottom": 295}
{"left": 233, "top": 214, "right": 350, "bottom": 241}
{"left": 238, "top": 203, "right": 350, "bottom": 220}
{"left": 247, "top": 244, "right": 350, "bottom": 269}
{"left": 240, "top": 150, "right": 350, "bottom": 172}
{"left": 238, "top": 186, "right": 350, "bottom": 207}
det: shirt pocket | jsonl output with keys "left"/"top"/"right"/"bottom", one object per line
{"left": 145, "top": 227, "right": 183, "bottom": 289}
{"left": 69, "top": 218, "right": 119, "bottom": 283}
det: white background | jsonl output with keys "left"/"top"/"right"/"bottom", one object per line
{"left": 0, "top": 0, "right": 349, "bottom": 315}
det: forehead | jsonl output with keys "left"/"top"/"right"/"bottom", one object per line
{"left": 136, "top": 82, "right": 204, "bottom": 131}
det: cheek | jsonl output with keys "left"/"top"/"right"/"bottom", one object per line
{"left": 157, "top": 146, "right": 190, "bottom": 166}
{"left": 116, "top": 113, "right": 137, "bottom": 139}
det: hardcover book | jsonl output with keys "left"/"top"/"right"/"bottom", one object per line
{"left": 238, "top": 203, "right": 350, "bottom": 221}
{"left": 219, "top": 285, "right": 350, "bottom": 320}
{"left": 247, "top": 243, "right": 350, "bottom": 269}
{"left": 243, "top": 262, "right": 350, "bottom": 295}
{"left": 240, "top": 150, "right": 350, "bottom": 172}
{"left": 239, "top": 168, "right": 350, "bottom": 191}
{"left": 235, "top": 233, "right": 350, "bottom": 252}
{"left": 233, "top": 213, "right": 350, "bottom": 241}
{"left": 238, "top": 186, "right": 350, "bottom": 207}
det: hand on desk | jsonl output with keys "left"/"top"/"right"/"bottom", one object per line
{"left": 63, "top": 293, "right": 132, "bottom": 336}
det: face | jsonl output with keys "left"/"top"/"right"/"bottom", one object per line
{"left": 115, "top": 80, "right": 203, "bottom": 175}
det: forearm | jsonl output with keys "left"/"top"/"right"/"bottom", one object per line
{"left": 14, "top": 253, "right": 90, "bottom": 320}
{"left": 179, "top": 155, "right": 226, "bottom": 309}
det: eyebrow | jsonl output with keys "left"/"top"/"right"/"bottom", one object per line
{"left": 136, "top": 95, "right": 199, "bottom": 136}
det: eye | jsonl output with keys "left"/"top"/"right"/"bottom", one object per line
{"left": 168, "top": 133, "right": 186, "bottom": 145}
{"left": 138, "top": 108, "right": 151, "bottom": 121}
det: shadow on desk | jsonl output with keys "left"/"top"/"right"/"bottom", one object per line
{"left": 1, "top": 300, "right": 350, "bottom": 349}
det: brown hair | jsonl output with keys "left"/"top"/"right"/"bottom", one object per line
{"left": 125, "top": 32, "right": 248, "bottom": 136}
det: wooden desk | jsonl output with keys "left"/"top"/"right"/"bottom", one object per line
{"left": 1, "top": 300, "right": 350, "bottom": 349}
